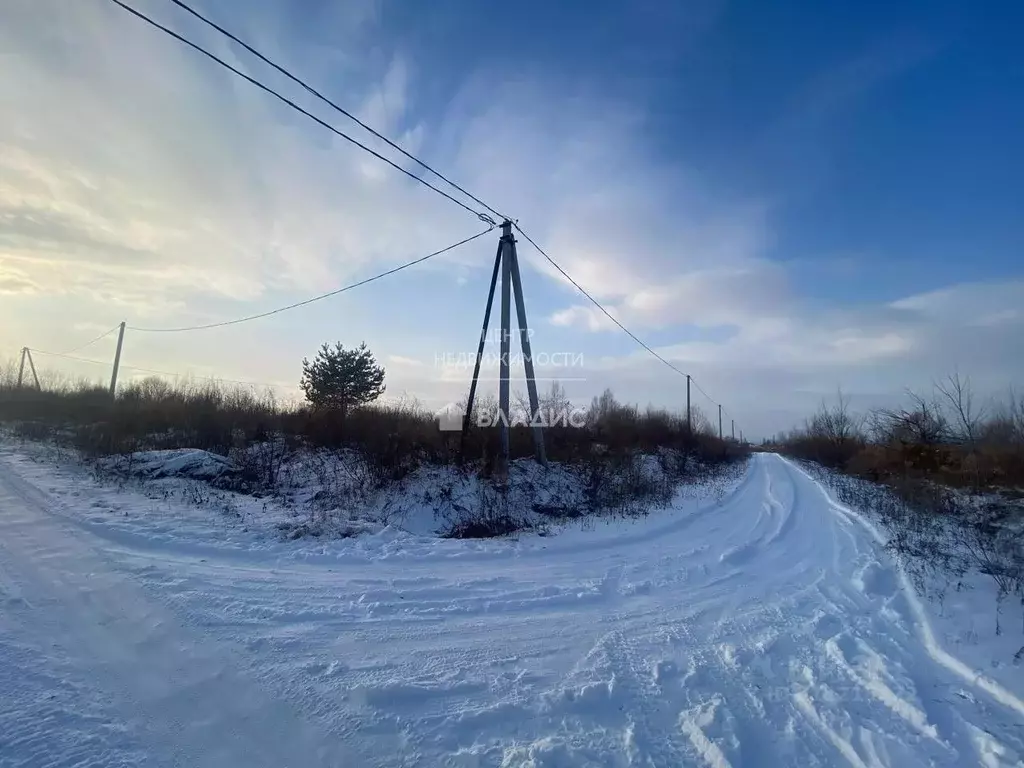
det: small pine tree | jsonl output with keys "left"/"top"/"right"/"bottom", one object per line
{"left": 300, "top": 342, "right": 385, "bottom": 418}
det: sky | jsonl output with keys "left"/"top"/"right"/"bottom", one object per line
{"left": 1, "top": 0, "right": 1022, "bottom": 439}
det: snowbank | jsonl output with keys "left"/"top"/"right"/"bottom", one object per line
{"left": 99, "top": 448, "right": 238, "bottom": 481}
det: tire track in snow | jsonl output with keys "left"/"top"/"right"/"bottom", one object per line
{"left": 679, "top": 697, "right": 734, "bottom": 768}
{"left": 761, "top": 462, "right": 798, "bottom": 549}
{"left": 0, "top": 461, "right": 348, "bottom": 768}
{"left": 780, "top": 456, "right": 1024, "bottom": 723}
{"left": 701, "top": 460, "right": 880, "bottom": 764}
{"left": 716, "top": 461, "right": 776, "bottom": 567}
{"left": 823, "top": 633, "right": 941, "bottom": 743}
{"left": 696, "top": 457, "right": 1016, "bottom": 767}
{"left": 792, "top": 689, "right": 871, "bottom": 768}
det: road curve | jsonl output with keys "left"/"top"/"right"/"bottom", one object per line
{"left": 1, "top": 451, "right": 1021, "bottom": 767}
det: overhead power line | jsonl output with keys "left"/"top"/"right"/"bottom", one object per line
{"left": 28, "top": 348, "right": 286, "bottom": 389}
{"left": 58, "top": 324, "right": 122, "bottom": 355}
{"left": 691, "top": 379, "right": 716, "bottom": 408}
{"left": 106, "top": 0, "right": 496, "bottom": 225}
{"left": 126, "top": 225, "right": 493, "bottom": 332}
{"left": 163, "top": 0, "right": 508, "bottom": 225}
{"left": 512, "top": 223, "right": 696, "bottom": 381}
{"left": 512, "top": 223, "right": 738, "bottom": 427}
{"left": 30, "top": 348, "right": 149, "bottom": 370}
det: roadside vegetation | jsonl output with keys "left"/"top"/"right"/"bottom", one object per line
{"left": 0, "top": 345, "right": 748, "bottom": 539}
{"left": 772, "top": 376, "right": 1024, "bottom": 648}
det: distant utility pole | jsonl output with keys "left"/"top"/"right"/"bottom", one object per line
{"left": 109, "top": 321, "right": 126, "bottom": 398}
{"left": 686, "top": 374, "right": 691, "bottom": 435}
{"left": 731, "top": 419, "right": 735, "bottom": 440}
{"left": 17, "top": 348, "right": 26, "bottom": 388}
{"left": 463, "top": 221, "right": 546, "bottom": 478}
{"left": 718, "top": 404, "right": 723, "bottom": 440}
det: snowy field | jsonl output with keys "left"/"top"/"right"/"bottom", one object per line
{"left": 1, "top": 444, "right": 1022, "bottom": 767}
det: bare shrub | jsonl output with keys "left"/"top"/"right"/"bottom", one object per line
{"left": 442, "top": 486, "right": 536, "bottom": 539}
{"left": 227, "top": 440, "right": 293, "bottom": 494}
{"left": 780, "top": 389, "right": 864, "bottom": 469}
{"left": 935, "top": 372, "right": 987, "bottom": 488}
{"left": 869, "top": 389, "right": 948, "bottom": 445}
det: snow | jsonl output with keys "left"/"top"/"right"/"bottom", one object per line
{"left": 98, "top": 448, "right": 239, "bottom": 481}
{"left": 1, "top": 444, "right": 1023, "bottom": 767}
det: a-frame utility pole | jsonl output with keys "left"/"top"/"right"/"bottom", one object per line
{"left": 463, "top": 221, "right": 547, "bottom": 479}
{"left": 16, "top": 347, "right": 39, "bottom": 390}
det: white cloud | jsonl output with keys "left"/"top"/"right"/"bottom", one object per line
{"left": 0, "top": 261, "right": 39, "bottom": 295}
{"left": 550, "top": 306, "right": 619, "bottom": 332}
{"left": 387, "top": 354, "right": 425, "bottom": 368}
{"left": 549, "top": 258, "right": 790, "bottom": 331}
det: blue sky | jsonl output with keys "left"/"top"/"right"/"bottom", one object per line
{"left": 1, "top": 0, "right": 1022, "bottom": 438}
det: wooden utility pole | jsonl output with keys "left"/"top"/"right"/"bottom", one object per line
{"left": 718, "top": 404, "right": 723, "bottom": 439}
{"left": 731, "top": 419, "right": 735, "bottom": 440}
{"left": 109, "top": 321, "right": 126, "bottom": 398}
{"left": 463, "top": 222, "right": 547, "bottom": 478}
{"left": 17, "top": 347, "right": 26, "bottom": 388}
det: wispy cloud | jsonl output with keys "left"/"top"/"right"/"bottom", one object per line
{"left": 0, "top": 260, "right": 40, "bottom": 295}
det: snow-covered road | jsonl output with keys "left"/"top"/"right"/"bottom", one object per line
{"left": 1, "top": 452, "right": 1022, "bottom": 767}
